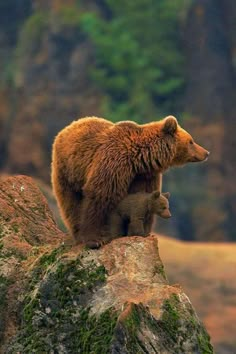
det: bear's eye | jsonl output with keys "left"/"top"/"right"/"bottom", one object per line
{"left": 189, "top": 140, "right": 194, "bottom": 145}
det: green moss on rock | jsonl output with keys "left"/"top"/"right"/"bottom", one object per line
{"left": 160, "top": 294, "right": 214, "bottom": 353}
{"left": 120, "top": 303, "right": 142, "bottom": 353}
{"left": 6, "top": 250, "right": 118, "bottom": 353}
{"left": 112, "top": 294, "right": 214, "bottom": 354}
{"left": 197, "top": 330, "right": 214, "bottom": 354}
{"left": 0, "top": 224, "right": 4, "bottom": 238}
{"left": 153, "top": 263, "right": 168, "bottom": 281}
{"left": 0, "top": 275, "right": 11, "bottom": 341}
{"left": 161, "top": 293, "right": 181, "bottom": 342}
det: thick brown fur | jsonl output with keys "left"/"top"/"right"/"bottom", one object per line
{"left": 108, "top": 191, "right": 171, "bottom": 239}
{"left": 51, "top": 115, "right": 209, "bottom": 247}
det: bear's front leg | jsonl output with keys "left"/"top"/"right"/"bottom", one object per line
{"left": 79, "top": 156, "right": 134, "bottom": 247}
{"left": 78, "top": 229, "right": 106, "bottom": 249}
{"left": 143, "top": 214, "right": 155, "bottom": 235}
{"left": 127, "top": 217, "right": 146, "bottom": 237}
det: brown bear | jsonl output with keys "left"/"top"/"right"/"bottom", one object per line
{"left": 51, "top": 115, "right": 209, "bottom": 247}
{"left": 107, "top": 191, "right": 171, "bottom": 239}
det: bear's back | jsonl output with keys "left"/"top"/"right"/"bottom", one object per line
{"left": 53, "top": 117, "right": 113, "bottom": 155}
{"left": 115, "top": 120, "right": 141, "bottom": 135}
{"left": 58, "top": 117, "right": 113, "bottom": 140}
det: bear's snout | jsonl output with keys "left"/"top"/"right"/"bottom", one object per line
{"left": 161, "top": 209, "right": 172, "bottom": 218}
{"left": 191, "top": 143, "right": 210, "bottom": 163}
{"left": 197, "top": 147, "right": 210, "bottom": 162}
{"left": 204, "top": 150, "right": 210, "bottom": 161}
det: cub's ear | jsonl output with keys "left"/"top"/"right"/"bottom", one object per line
{"left": 162, "top": 192, "right": 170, "bottom": 199}
{"left": 162, "top": 116, "right": 178, "bottom": 135}
{"left": 152, "top": 191, "right": 161, "bottom": 199}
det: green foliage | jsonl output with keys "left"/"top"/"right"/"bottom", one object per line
{"left": 16, "top": 11, "right": 49, "bottom": 58}
{"left": 7, "top": 11, "right": 49, "bottom": 87}
{"left": 9, "top": 1, "right": 190, "bottom": 119}
{"left": 12, "top": 5, "right": 83, "bottom": 87}
{"left": 81, "top": 0, "right": 190, "bottom": 122}
{"left": 55, "top": 5, "right": 82, "bottom": 29}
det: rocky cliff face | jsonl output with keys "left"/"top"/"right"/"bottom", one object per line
{"left": 0, "top": 175, "right": 213, "bottom": 353}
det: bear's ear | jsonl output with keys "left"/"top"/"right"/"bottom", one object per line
{"left": 162, "top": 116, "right": 178, "bottom": 135}
{"left": 152, "top": 191, "right": 160, "bottom": 199}
{"left": 162, "top": 192, "right": 170, "bottom": 199}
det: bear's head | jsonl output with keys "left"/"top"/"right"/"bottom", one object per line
{"left": 162, "top": 116, "right": 210, "bottom": 167}
{"left": 151, "top": 191, "right": 171, "bottom": 219}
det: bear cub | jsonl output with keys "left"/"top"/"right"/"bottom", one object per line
{"left": 107, "top": 191, "right": 171, "bottom": 238}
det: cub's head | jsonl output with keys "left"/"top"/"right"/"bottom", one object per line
{"left": 151, "top": 191, "right": 171, "bottom": 219}
{"left": 162, "top": 116, "right": 210, "bottom": 167}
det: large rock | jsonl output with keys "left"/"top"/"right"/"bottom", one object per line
{"left": 0, "top": 175, "right": 65, "bottom": 349}
{"left": 0, "top": 175, "right": 214, "bottom": 353}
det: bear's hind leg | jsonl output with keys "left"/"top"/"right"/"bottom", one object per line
{"left": 52, "top": 173, "right": 83, "bottom": 243}
{"left": 108, "top": 212, "right": 124, "bottom": 240}
{"left": 78, "top": 197, "right": 108, "bottom": 247}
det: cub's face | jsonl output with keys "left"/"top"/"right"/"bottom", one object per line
{"left": 152, "top": 192, "right": 171, "bottom": 219}
{"left": 172, "top": 127, "right": 210, "bottom": 166}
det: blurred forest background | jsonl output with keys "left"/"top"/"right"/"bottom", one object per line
{"left": 0, "top": 0, "right": 236, "bottom": 243}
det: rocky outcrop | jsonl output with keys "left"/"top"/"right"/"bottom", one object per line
{"left": 0, "top": 175, "right": 65, "bottom": 348}
{"left": 0, "top": 175, "right": 64, "bottom": 247}
{"left": 0, "top": 175, "right": 213, "bottom": 353}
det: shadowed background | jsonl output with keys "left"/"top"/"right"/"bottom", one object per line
{"left": 0, "top": 1, "right": 236, "bottom": 353}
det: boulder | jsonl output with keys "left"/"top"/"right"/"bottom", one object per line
{"left": 0, "top": 175, "right": 214, "bottom": 353}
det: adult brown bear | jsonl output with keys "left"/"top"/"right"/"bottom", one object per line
{"left": 51, "top": 116, "right": 209, "bottom": 247}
